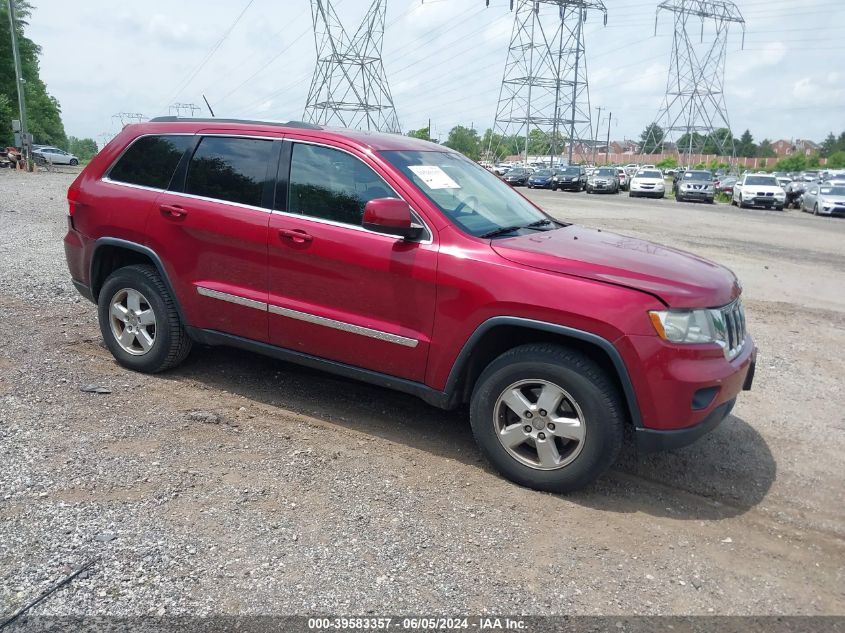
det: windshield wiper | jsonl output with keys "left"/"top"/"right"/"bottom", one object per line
{"left": 525, "top": 219, "right": 553, "bottom": 228}
{"left": 480, "top": 225, "right": 523, "bottom": 239}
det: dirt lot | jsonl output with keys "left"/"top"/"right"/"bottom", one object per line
{"left": 1, "top": 169, "right": 843, "bottom": 617}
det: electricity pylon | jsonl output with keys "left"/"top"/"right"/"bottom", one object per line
{"left": 303, "top": 0, "right": 400, "bottom": 133}
{"left": 112, "top": 113, "right": 146, "bottom": 128}
{"left": 643, "top": 0, "right": 745, "bottom": 160}
{"left": 487, "top": 0, "right": 607, "bottom": 166}
{"left": 169, "top": 103, "right": 201, "bottom": 118}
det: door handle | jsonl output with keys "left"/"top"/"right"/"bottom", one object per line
{"left": 160, "top": 204, "right": 187, "bottom": 219}
{"left": 278, "top": 228, "right": 313, "bottom": 244}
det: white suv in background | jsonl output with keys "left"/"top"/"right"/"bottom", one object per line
{"left": 731, "top": 173, "right": 786, "bottom": 211}
{"left": 34, "top": 146, "right": 79, "bottom": 166}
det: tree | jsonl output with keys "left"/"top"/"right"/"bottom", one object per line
{"left": 820, "top": 132, "right": 837, "bottom": 158}
{"left": 655, "top": 156, "right": 678, "bottom": 169}
{"left": 757, "top": 139, "right": 776, "bottom": 158}
{"left": 737, "top": 129, "right": 756, "bottom": 158}
{"left": 0, "top": 0, "right": 67, "bottom": 146}
{"left": 407, "top": 126, "right": 430, "bottom": 142}
{"left": 826, "top": 151, "right": 845, "bottom": 169}
{"left": 443, "top": 125, "right": 480, "bottom": 160}
{"left": 639, "top": 123, "right": 664, "bottom": 154}
{"left": 66, "top": 136, "right": 98, "bottom": 160}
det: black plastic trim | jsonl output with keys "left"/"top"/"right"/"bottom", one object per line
{"left": 149, "top": 116, "right": 322, "bottom": 130}
{"left": 635, "top": 398, "right": 734, "bottom": 453}
{"left": 90, "top": 238, "right": 189, "bottom": 326}
{"left": 186, "top": 327, "right": 449, "bottom": 408}
{"left": 444, "top": 316, "right": 643, "bottom": 427}
{"left": 72, "top": 279, "right": 95, "bottom": 303}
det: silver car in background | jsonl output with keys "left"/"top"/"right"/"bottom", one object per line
{"left": 801, "top": 184, "right": 845, "bottom": 216}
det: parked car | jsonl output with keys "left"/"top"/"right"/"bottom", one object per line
{"left": 34, "top": 146, "right": 79, "bottom": 166}
{"left": 616, "top": 168, "right": 629, "bottom": 191}
{"left": 502, "top": 168, "right": 530, "bottom": 186}
{"left": 714, "top": 176, "right": 738, "bottom": 194}
{"left": 800, "top": 171, "right": 820, "bottom": 182}
{"left": 586, "top": 167, "right": 619, "bottom": 194}
{"left": 674, "top": 170, "right": 715, "bottom": 203}
{"left": 493, "top": 164, "right": 511, "bottom": 176}
{"left": 731, "top": 174, "right": 786, "bottom": 210}
{"left": 527, "top": 169, "right": 557, "bottom": 189}
{"left": 784, "top": 179, "right": 806, "bottom": 209}
{"left": 628, "top": 169, "right": 666, "bottom": 198}
{"left": 64, "top": 117, "right": 756, "bottom": 493}
{"left": 800, "top": 183, "right": 845, "bottom": 216}
{"left": 776, "top": 177, "right": 792, "bottom": 191}
{"left": 551, "top": 166, "right": 586, "bottom": 192}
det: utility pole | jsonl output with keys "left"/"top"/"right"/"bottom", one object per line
{"left": 605, "top": 111, "right": 612, "bottom": 165}
{"left": 8, "top": 0, "right": 30, "bottom": 165}
{"left": 592, "top": 106, "right": 602, "bottom": 164}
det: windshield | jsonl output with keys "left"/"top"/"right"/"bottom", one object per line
{"left": 533, "top": 169, "right": 552, "bottom": 177}
{"left": 683, "top": 171, "right": 712, "bottom": 181}
{"left": 507, "top": 169, "right": 526, "bottom": 175}
{"left": 595, "top": 168, "right": 616, "bottom": 176}
{"left": 381, "top": 150, "right": 550, "bottom": 238}
{"left": 559, "top": 167, "right": 580, "bottom": 175}
{"left": 745, "top": 176, "right": 778, "bottom": 186}
{"left": 821, "top": 187, "right": 845, "bottom": 196}
{"left": 637, "top": 171, "right": 663, "bottom": 179}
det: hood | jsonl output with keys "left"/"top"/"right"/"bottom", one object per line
{"left": 819, "top": 194, "right": 845, "bottom": 203}
{"left": 492, "top": 226, "right": 740, "bottom": 308}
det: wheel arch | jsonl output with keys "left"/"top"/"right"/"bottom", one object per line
{"left": 90, "top": 238, "right": 188, "bottom": 325}
{"left": 443, "top": 317, "right": 642, "bottom": 427}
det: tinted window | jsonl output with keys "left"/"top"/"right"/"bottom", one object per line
{"left": 288, "top": 143, "right": 394, "bottom": 225}
{"left": 109, "top": 135, "right": 192, "bottom": 189}
{"left": 186, "top": 136, "right": 273, "bottom": 207}
{"left": 684, "top": 171, "right": 713, "bottom": 181}
{"left": 745, "top": 175, "right": 778, "bottom": 186}
{"left": 596, "top": 168, "right": 616, "bottom": 176}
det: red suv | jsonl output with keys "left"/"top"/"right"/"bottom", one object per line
{"left": 64, "top": 118, "right": 756, "bottom": 492}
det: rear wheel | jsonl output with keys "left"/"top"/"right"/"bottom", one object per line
{"left": 470, "top": 344, "right": 625, "bottom": 493}
{"left": 97, "top": 265, "right": 192, "bottom": 373}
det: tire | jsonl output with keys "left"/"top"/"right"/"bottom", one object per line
{"left": 814, "top": 203, "right": 819, "bottom": 216}
{"left": 739, "top": 196, "right": 748, "bottom": 209}
{"left": 69, "top": 158, "right": 79, "bottom": 166}
{"left": 551, "top": 186, "right": 557, "bottom": 192}
{"left": 629, "top": 191, "right": 636, "bottom": 198}
{"left": 97, "top": 264, "right": 192, "bottom": 373}
{"left": 775, "top": 205, "right": 783, "bottom": 211}
{"left": 469, "top": 343, "right": 625, "bottom": 493}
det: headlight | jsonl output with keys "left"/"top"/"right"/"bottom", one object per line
{"left": 649, "top": 309, "right": 726, "bottom": 344}
{"left": 775, "top": 191, "right": 785, "bottom": 198}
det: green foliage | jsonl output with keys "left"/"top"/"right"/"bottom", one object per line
{"left": 0, "top": 0, "right": 67, "bottom": 146}
{"left": 756, "top": 139, "right": 776, "bottom": 158}
{"left": 826, "top": 151, "right": 845, "bottom": 169}
{"left": 407, "top": 127, "right": 430, "bottom": 141}
{"left": 736, "top": 129, "right": 756, "bottom": 157}
{"left": 639, "top": 123, "right": 664, "bottom": 154}
{"left": 772, "top": 154, "right": 807, "bottom": 172}
{"left": 655, "top": 156, "right": 678, "bottom": 169}
{"left": 67, "top": 136, "right": 98, "bottom": 160}
{"left": 676, "top": 128, "right": 733, "bottom": 156}
{"left": 444, "top": 125, "right": 481, "bottom": 161}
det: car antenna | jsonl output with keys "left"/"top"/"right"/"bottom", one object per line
{"left": 202, "top": 94, "right": 215, "bottom": 117}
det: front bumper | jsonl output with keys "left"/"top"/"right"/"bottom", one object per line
{"left": 636, "top": 398, "right": 735, "bottom": 452}
{"left": 555, "top": 179, "right": 582, "bottom": 190}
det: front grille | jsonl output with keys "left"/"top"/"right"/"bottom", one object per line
{"left": 720, "top": 298, "right": 747, "bottom": 360}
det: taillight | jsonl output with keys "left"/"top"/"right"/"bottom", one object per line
{"left": 67, "top": 184, "right": 81, "bottom": 216}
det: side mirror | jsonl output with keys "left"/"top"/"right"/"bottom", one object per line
{"left": 363, "top": 198, "right": 424, "bottom": 241}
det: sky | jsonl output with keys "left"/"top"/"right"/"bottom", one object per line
{"left": 24, "top": 0, "right": 845, "bottom": 147}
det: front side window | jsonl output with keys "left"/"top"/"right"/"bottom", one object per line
{"left": 185, "top": 136, "right": 273, "bottom": 207}
{"left": 288, "top": 143, "right": 395, "bottom": 225}
{"left": 109, "top": 135, "right": 193, "bottom": 189}
{"left": 381, "top": 150, "right": 550, "bottom": 238}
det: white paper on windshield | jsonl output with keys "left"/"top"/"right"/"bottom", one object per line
{"left": 408, "top": 165, "right": 461, "bottom": 190}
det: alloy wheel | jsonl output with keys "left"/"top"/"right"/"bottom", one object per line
{"left": 493, "top": 379, "right": 586, "bottom": 471}
{"left": 109, "top": 288, "right": 157, "bottom": 356}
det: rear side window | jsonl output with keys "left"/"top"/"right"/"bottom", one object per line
{"left": 108, "top": 135, "right": 192, "bottom": 189}
{"left": 185, "top": 136, "right": 274, "bottom": 207}
{"left": 287, "top": 143, "right": 394, "bottom": 225}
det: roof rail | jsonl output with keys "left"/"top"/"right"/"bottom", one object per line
{"left": 147, "top": 116, "right": 322, "bottom": 130}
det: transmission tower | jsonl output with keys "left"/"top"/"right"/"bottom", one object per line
{"left": 112, "top": 112, "right": 146, "bottom": 128}
{"left": 303, "top": 0, "right": 400, "bottom": 133}
{"left": 169, "top": 102, "right": 201, "bottom": 118}
{"left": 643, "top": 0, "right": 745, "bottom": 161}
{"left": 488, "top": 0, "right": 606, "bottom": 166}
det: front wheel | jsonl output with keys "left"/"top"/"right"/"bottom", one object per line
{"left": 69, "top": 158, "right": 79, "bottom": 166}
{"left": 814, "top": 203, "right": 819, "bottom": 216}
{"left": 470, "top": 344, "right": 625, "bottom": 493}
{"left": 97, "top": 264, "right": 192, "bottom": 373}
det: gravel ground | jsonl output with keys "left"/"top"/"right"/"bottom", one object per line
{"left": 0, "top": 169, "right": 843, "bottom": 618}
